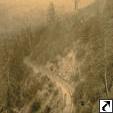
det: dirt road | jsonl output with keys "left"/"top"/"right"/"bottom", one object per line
{"left": 24, "top": 59, "right": 74, "bottom": 113}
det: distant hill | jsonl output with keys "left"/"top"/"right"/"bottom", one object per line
{"left": 27, "top": 0, "right": 106, "bottom": 65}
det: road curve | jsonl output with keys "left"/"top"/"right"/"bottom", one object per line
{"left": 24, "top": 58, "right": 74, "bottom": 113}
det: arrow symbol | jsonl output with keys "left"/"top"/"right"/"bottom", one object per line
{"left": 102, "top": 101, "right": 110, "bottom": 111}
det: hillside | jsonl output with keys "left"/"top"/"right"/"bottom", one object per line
{"left": 0, "top": 0, "right": 113, "bottom": 113}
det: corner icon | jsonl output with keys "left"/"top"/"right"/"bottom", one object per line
{"left": 99, "top": 99, "right": 113, "bottom": 113}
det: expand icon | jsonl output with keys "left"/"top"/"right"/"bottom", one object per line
{"left": 100, "top": 100, "right": 113, "bottom": 113}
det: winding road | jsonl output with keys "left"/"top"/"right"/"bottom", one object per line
{"left": 24, "top": 58, "right": 74, "bottom": 113}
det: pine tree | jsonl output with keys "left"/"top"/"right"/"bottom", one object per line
{"left": 47, "top": 2, "right": 56, "bottom": 25}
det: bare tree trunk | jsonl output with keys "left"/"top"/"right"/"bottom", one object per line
{"left": 104, "top": 37, "right": 109, "bottom": 98}
{"left": 74, "top": 0, "right": 79, "bottom": 13}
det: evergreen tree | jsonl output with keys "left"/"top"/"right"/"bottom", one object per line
{"left": 47, "top": 2, "right": 56, "bottom": 25}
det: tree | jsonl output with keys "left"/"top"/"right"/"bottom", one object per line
{"left": 74, "top": 0, "right": 79, "bottom": 13}
{"left": 47, "top": 2, "right": 56, "bottom": 24}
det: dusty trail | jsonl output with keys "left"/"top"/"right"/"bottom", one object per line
{"left": 24, "top": 59, "right": 74, "bottom": 113}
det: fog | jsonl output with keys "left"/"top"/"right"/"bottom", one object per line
{"left": 0, "top": 0, "right": 94, "bottom": 33}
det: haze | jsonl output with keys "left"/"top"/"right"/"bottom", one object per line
{"left": 0, "top": 0, "right": 94, "bottom": 12}
{"left": 0, "top": 0, "right": 94, "bottom": 33}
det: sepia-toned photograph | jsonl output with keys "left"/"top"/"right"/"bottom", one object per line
{"left": 0, "top": 0, "right": 113, "bottom": 113}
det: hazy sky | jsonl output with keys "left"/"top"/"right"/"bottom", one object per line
{"left": 0, "top": 0, "right": 95, "bottom": 33}
{"left": 0, "top": 0, "right": 95, "bottom": 13}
